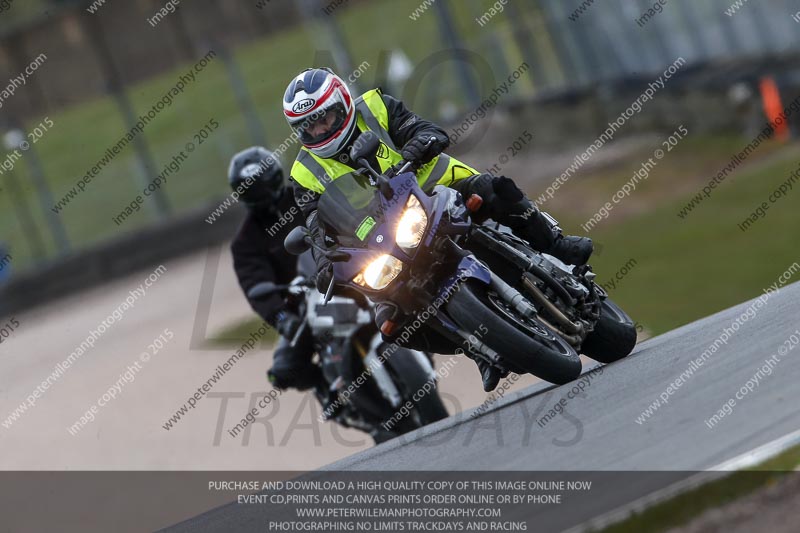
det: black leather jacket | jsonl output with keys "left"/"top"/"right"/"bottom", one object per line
{"left": 231, "top": 187, "right": 302, "bottom": 325}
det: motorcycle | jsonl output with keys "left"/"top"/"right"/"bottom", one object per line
{"left": 285, "top": 131, "right": 637, "bottom": 386}
{"left": 249, "top": 252, "right": 448, "bottom": 444}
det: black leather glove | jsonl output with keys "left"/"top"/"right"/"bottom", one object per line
{"left": 274, "top": 310, "right": 302, "bottom": 339}
{"left": 401, "top": 134, "right": 446, "bottom": 165}
{"left": 307, "top": 211, "right": 333, "bottom": 294}
{"left": 314, "top": 264, "right": 333, "bottom": 294}
{"left": 451, "top": 173, "right": 525, "bottom": 222}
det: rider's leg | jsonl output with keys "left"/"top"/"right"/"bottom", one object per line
{"left": 451, "top": 173, "right": 593, "bottom": 266}
{"left": 267, "top": 331, "right": 322, "bottom": 390}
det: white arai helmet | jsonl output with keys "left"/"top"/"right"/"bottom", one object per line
{"left": 283, "top": 68, "right": 357, "bottom": 158}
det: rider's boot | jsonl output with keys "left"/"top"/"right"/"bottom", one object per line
{"left": 508, "top": 199, "right": 593, "bottom": 266}
{"left": 474, "top": 358, "right": 504, "bottom": 392}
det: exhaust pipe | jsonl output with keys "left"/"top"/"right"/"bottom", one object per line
{"left": 522, "top": 273, "right": 584, "bottom": 336}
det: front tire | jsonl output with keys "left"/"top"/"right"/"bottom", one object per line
{"left": 386, "top": 348, "right": 449, "bottom": 426}
{"left": 446, "top": 282, "right": 582, "bottom": 384}
{"left": 581, "top": 297, "right": 637, "bottom": 363}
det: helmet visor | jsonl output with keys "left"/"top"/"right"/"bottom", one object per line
{"left": 292, "top": 104, "right": 347, "bottom": 146}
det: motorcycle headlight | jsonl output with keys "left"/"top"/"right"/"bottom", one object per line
{"left": 395, "top": 195, "right": 428, "bottom": 250}
{"left": 353, "top": 254, "right": 403, "bottom": 290}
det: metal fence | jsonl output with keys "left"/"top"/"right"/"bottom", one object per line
{"left": 533, "top": 0, "right": 800, "bottom": 89}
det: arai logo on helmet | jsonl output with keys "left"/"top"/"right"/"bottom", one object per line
{"left": 292, "top": 98, "right": 316, "bottom": 114}
{"left": 240, "top": 163, "right": 262, "bottom": 179}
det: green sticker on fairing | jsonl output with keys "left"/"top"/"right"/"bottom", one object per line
{"left": 355, "top": 216, "right": 377, "bottom": 241}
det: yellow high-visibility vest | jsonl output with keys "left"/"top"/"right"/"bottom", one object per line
{"left": 290, "top": 89, "right": 478, "bottom": 194}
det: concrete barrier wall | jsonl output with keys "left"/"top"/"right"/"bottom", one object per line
{"left": 0, "top": 199, "right": 244, "bottom": 319}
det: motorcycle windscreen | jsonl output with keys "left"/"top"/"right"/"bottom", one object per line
{"left": 317, "top": 173, "right": 385, "bottom": 246}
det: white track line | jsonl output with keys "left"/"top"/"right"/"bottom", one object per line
{"left": 709, "top": 428, "right": 800, "bottom": 471}
{"left": 563, "top": 428, "right": 800, "bottom": 533}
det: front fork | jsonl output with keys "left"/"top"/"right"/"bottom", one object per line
{"left": 430, "top": 239, "right": 539, "bottom": 369}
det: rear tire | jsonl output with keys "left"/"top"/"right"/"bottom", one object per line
{"left": 581, "top": 297, "right": 637, "bottom": 363}
{"left": 446, "top": 282, "right": 582, "bottom": 384}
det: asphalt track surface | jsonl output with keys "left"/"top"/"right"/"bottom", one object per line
{"left": 167, "top": 281, "right": 800, "bottom": 532}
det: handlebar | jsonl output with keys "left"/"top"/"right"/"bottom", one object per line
{"left": 388, "top": 135, "right": 438, "bottom": 178}
{"left": 247, "top": 278, "right": 315, "bottom": 301}
{"left": 393, "top": 159, "right": 416, "bottom": 177}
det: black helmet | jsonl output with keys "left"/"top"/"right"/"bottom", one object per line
{"left": 228, "top": 146, "right": 284, "bottom": 209}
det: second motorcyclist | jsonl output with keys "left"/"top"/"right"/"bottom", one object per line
{"left": 228, "top": 146, "right": 322, "bottom": 392}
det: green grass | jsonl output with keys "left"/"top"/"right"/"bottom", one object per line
{"left": 0, "top": 0, "right": 539, "bottom": 273}
{"left": 206, "top": 316, "right": 278, "bottom": 349}
{"left": 0, "top": 0, "right": 49, "bottom": 30}
{"left": 599, "top": 444, "right": 800, "bottom": 533}
{"left": 549, "top": 136, "right": 800, "bottom": 336}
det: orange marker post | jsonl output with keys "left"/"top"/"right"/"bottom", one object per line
{"left": 760, "top": 77, "right": 790, "bottom": 142}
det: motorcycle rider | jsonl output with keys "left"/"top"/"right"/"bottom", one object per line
{"left": 282, "top": 68, "right": 593, "bottom": 391}
{"left": 228, "top": 146, "right": 321, "bottom": 392}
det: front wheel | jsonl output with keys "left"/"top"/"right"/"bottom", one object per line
{"left": 385, "top": 348, "right": 449, "bottom": 427}
{"left": 445, "top": 282, "right": 582, "bottom": 385}
{"left": 581, "top": 297, "right": 637, "bottom": 363}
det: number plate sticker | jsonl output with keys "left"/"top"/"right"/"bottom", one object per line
{"left": 355, "top": 216, "right": 377, "bottom": 241}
